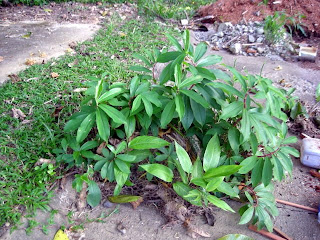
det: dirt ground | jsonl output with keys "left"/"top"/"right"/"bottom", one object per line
{"left": 198, "top": 0, "right": 320, "bottom": 35}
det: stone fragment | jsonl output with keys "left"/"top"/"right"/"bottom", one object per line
{"left": 248, "top": 35, "right": 255, "bottom": 43}
{"left": 229, "top": 43, "right": 242, "bottom": 55}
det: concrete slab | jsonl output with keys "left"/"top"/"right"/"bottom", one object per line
{"left": 0, "top": 21, "right": 100, "bottom": 84}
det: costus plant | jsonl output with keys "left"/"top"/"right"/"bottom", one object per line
{"left": 55, "top": 30, "right": 299, "bottom": 232}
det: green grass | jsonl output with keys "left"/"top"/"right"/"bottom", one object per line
{"left": 0, "top": 14, "right": 177, "bottom": 227}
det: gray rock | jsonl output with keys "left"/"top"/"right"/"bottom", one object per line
{"left": 256, "top": 28, "right": 264, "bottom": 35}
{"left": 256, "top": 36, "right": 264, "bottom": 43}
{"left": 255, "top": 11, "right": 261, "bottom": 17}
{"left": 248, "top": 35, "right": 256, "bottom": 43}
{"left": 103, "top": 200, "right": 115, "bottom": 208}
{"left": 229, "top": 43, "right": 242, "bottom": 55}
{"left": 257, "top": 47, "right": 265, "bottom": 53}
{"left": 217, "top": 31, "right": 224, "bottom": 38}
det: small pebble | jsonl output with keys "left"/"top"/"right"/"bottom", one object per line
{"left": 103, "top": 200, "right": 115, "bottom": 208}
{"left": 248, "top": 35, "right": 256, "bottom": 43}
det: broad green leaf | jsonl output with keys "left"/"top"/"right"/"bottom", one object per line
{"left": 173, "top": 182, "right": 202, "bottom": 206}
{"left": 175, "top": 141, "right": 192, "bottom": 173}
{"left": 250, "top": 133, "right": 258, "bottom": 154}
{"left": 132, "top": 53, "right": 152, "bottom": 67}
{"left": 108, "top": 195, "right": 142, "bottom": 203}
{"left": 141, "top": 91, "right": 162, "bottom": 107}
{"left": 124, "top": 116, "right": 136, "bottom": 138}
{"left": 277, "top": 151, "right": 293, "bottom": 173}
{"left": 114, "top": 165, "right": 129, "bottom": 193}
{"left": 129, "top": 76, "right": 139, "bottom": 97}
{"left": 183, "top": 30, "right": 190, "bottom": 53}
{"left": 251, "top": 159, "right": 263, "bottom": 186}
{"left": 174, "top": 64, "right": 182, "bottom": 86}
{"left": 191, "top": 178, "right": 207, "bottom": 188}
{"left": 117, "top": 154, "right": 136, "bottom": 163}
{"left": 87, "top": 180, "right": 101, "bottom": 207}
{"left": 239, "top": 156, "right": 258, "bottom": 174}
{"left": 240, "top": 109, "right": 251, "bottom": 141}
{"left": 129, "top": 65, "right": 152, "bottom": 73}
{"left": 141, "top": 96, "right": 153, "bottom": 117}
{"left": 96, "top": 108, "right": 110, "bottom": 141}
{"left": 220, "top": 101, "right": 243, "bottom": 120}
{"left": 100, "top": 162, "right": 109, "bottom": 179}
{"left": 272, "top": 156, "right": 284, "bottom": 181}
{"left": 208, "top": 82, "right": 245, "bottom": 99}
{"left": 204, "top": 165, "right": 242, "bottom": 179}
{"left": 203, "top": 134, "right": 221, "bottom": 171}
{"left": 140, "top": 164, "right": 173, "bottom": 182}
{"left": 217, "top": 181, "right": 239, "bottom": 198}
{"left": 115, "top": 158, "right": 130, "bottom": 174}
{"left": 206, "top": 176, "right": 224, "bottom": 192}
{"left": 180, "top": 89, "right": 209, "bottom": 108}
{"left": 282, "top": 136, "right": 297, "bottom": 144}
{"left": 218, "top": 234, "right": 253, "bottom": 240}
{"left": 157, "top": 51, "right": 181, "bottom": 63}
{"left": 262, "top": 158, "right": 273, "bottom": 186}
{"left": 95, "top": 79, "right": 103, "bottom": 100}
{"left": 239, "top": 206, "right": 254, "bottom": 225}
{"left": 165, "top": 34, "right": 183, "bottom": 51}
{"left": 80, "top": 141, "right": 99, "bottom": 151}
{"left": 98, "top": 88, "right": 124, "bottom": 104}
{"left": 178, "top": 75, "right": 203, "bottom": 89}
{"left": 160, "top": 100, "right": 175, "bottom": 128}
{"left": 190, "top": 99, "right": 206, "bottom": 126}
{"left": 175, "top": 159, "right": 188, "bottom": 184}
{"left": 76, "top": 112, "right": 95, "bottom": 143}
{"left": 194, "top": 42, "right": 207, "bottom": 62}
{"left": 226, "top": 66, "right": 247, "bottom": 91}
{"left": 228, "top": 128, "right": 240, "bottom": 155}
{"left": 129, "top": 136, "right": 169, "bottom": 149}
{"left": 131, "top": 95, "right": 142, "bottom": 113}
{"left": 99, "top": 104, "right": 126, "bottom": 124}
{"left": 207, "top": 195, "right": 235, "bottom": 212}
{"left": 316, "top": 83, "right": 320, "bottom": 101}
{"left": 159, "top": 62, "right": 172, "bottom": 84}
{"left": 197, "top": 55, "right": 222, "bottom": 67}
{"left": 128, "top": 149, "right": 151, "bottom": 163}
{"left": 181, "top": 97, "right": 194, "bottom": 130}
{"left": 281, "top": 146, "right": 299, "bottom": 158}
{"left": 191, "top": 158, "right": 203, "bottom": 179}
{"left": 64, "top": 114, "right": 87, "bottom": 132}
{"left": 175, "top": 94, "right": 185, "bottom": 120}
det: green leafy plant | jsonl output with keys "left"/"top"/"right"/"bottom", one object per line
{"left": 57, "top": 30, "right": 299, "bottom": 232}
{"left": 316, "top": 83, "right": 320, "bottom": 102}
{"left": 264, "top": 11, "right": 288, "bottom": 43}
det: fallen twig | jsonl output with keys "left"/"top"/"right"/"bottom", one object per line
{"left": 248, "top": 225, "right": 286, "bottom": 240}
{"left": 276, "top": 199, "right": 318, "bottom": 213}
{"left": 273, "top": 227, "right": 293, "bottom": 240}
{"left": 193, "top": 15, "right": 215, "bottom": 22}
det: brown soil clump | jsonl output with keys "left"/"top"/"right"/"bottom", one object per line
{"left": 198, "top": 0, "right": 320, "bottom": 36}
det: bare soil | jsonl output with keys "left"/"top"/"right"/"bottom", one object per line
{"left": 198, "top": 0, "right": 320, "bottom": 36}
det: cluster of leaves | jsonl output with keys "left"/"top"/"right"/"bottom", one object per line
{"left": 264, "top": 11, "right": 307, "bottom": 43}
{"left": 56, "top": 30, "right": 299, "bottom": 231}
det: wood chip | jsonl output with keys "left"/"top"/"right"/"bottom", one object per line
{"left": 130, "top": 197, "right": 143, "bottom": 209}
{"left": 51, "top": 72, "right": 59, "bottom": 78}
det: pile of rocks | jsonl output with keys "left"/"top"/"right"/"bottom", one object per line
{"left": 193, "top": 21, "right": 298, "bottom": 60}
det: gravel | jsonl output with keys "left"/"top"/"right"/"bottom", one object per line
{"left": 193, "top": 21, "right": 298, "bottom": 60}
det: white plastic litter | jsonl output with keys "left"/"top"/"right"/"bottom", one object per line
{"left": 300, "top": 138, "right": 320, "bottom": 169}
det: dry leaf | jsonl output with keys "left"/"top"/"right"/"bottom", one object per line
{"left": 274, "top": 65, "right": 282, "bottom": 71}
{"left": 130, "top": 197, "right": 143, "bottom": 209}
{"left": 68, "top": 59, "right": 79, "bottom": 68}
{"left": 52, "top": 105, "right": 64, "bottom": 118}
{"left": 44, "top": 8, "right": 52, "bottom": 12}
{"left": 96, "top": 142, "right": 107, "bottom": 154}
{"left": 36, "top": 158, "right": 55, "bottom": 166}
{"left": 118, "top": 32, "right": 127, "bottom": 37}
{"left": 39, "top": 51, "right": 47, "bottom": 58}
{"left": 51, "top": 72, "right": 59, "bottom": 78}
{"left": 77, "top": 182, "right": 88, "bottom": 211}
{"left": 21, "top": 119, "right": 33, "bottom": 124}
{"left": 25, "top": 58, "right": 36, "bottom": 66}
{"left": 8, "top": 74, "right": 21, "bottom": 83}
{"left": 12, "top": 108, "right": 26, "bottom": 120}
{"left": 73, "top": 88, "right": 87, "bottom": 93}
{"left": 22, "top": 32, "right": 32, "bottom": 39}
{"left": 65, "top": 48, "right": 74, "bottom": 53}
{"left": 0, "top": 56, "right": 4, "bottom": 62}
{"left": 185, "top": 220, "right": 211, "bottom": 238}
{"left": 117, "top": 222, "right": 127, "bottom": 235}
{"left": 204, "top": 210, "right": 215, "bottom": 226}
{"left": 100, "top": 11, "right": 108, "bottom": 16}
